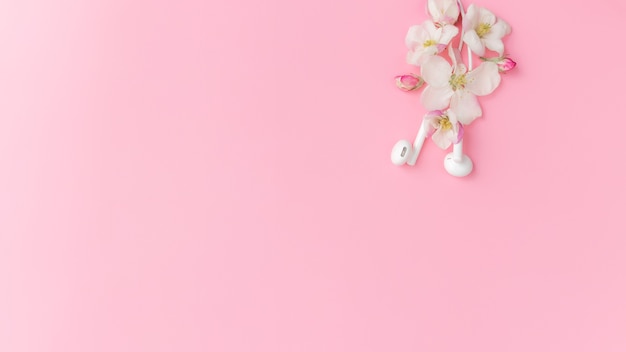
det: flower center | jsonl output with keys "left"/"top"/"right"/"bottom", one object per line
{"left": 449, "top": 74, "right": 467, "bottom": 91}
{"left": 476, "top": 23, "right": 491, "bottom": 38}
{"left": 423, "top": 39, "right": 437, "bottom": 48}
{"left": 438, "top": 116, "right": 452, "bottom": 131}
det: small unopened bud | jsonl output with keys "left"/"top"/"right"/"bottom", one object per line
{"left": 497, "top": 57, "right": 516, "bottom": 73}
{"left": 395, "top": 74, "right": 424, "bottom": 91}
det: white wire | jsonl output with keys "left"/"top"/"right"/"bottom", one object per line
{"left": 457, "top": 0, "right": 465, "bottom": 51}
{"left": 454, "top": 0, "right": 468, "bottom": 161}
{"left": 467, "top": 45, "right": 472, "bottom": 70}
{"left": 455, "top": 0, "right": 472, "bottom": 70}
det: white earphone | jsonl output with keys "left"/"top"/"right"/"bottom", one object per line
{"left": 390, "top": 119, "right": 427, "bottom": 166}
{"left": 444, "top": 140, "right": 473, "bottom": 177}
{"left": 391, "top": 118, "right": 474, "bottom": 177}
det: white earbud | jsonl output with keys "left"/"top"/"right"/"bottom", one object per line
{"left": 391, "top": 120, "right": 427, "bottom": 166}
{"left": 444, "top": 140, "right": 473, "bottom": 177}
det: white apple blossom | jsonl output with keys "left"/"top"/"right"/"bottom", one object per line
{"left": 424, "top": 109, "right": 463, "bottom": 149}
{"left": 462, "top": 4, "right": 511, "bottom": 56}
{"left": 420, "top": 48, "right": 501, "bottom": 124}
{"left": 406, "top": 20, "right": 458, "bottom": 66}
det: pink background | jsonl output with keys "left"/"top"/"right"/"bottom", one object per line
{"left": 1, "top": 0, "right": 625, "bottom": 351}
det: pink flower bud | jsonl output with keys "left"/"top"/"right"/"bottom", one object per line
{"left": 395, "top": 74, "right": 424, "bottom": 91}
{"left": 497, "top": 57, "right": 517, "bottom": 73}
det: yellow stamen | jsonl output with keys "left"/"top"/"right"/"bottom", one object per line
{"left": 476, "top": 23, "right": 491, "bottom": 38}
{"left": 449, "top": 74, "right": 467, "bottom": 91}
{"left": 423, "top": 40, "right": 437, "bottom": 48}
{"left": 438, "top": 116, "right": 452, "bottom": 131}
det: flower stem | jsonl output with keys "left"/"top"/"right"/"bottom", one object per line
{"left": 480, "top": 56, "right": 505, "bottom": 62}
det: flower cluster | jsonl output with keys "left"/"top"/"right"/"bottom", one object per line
{"left": 396, "top": 0, "right": 515, "bottom": 149}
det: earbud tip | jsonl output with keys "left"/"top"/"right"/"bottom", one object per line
{"left": 444, "top": 153, "right": 473, "bottom": 177}
{"left": 391, "top": 140, "right": 412, "bottom": 166}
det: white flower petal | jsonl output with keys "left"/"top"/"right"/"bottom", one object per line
{"left": 406, "top": 48, "right": 424, "bottom": 66}
{"left": 424, "top": 20, "right": 438, "bottom": 37}
{"left": 421, "top": 55, "right": 453, "bottom": 87}
{"left": 447, "top": 109, "right": 459, "bottom": 124}
{"left": 428, "top": 0, "right": 459, "bottom": 24}
{"left": 484, "top": 38, "right": 505, "bottom": 55}
{"left": 463, "top": 30, "right": 485, "bottom": 56}
{"left": 443, "top": 128, "right": 456, "bottom": 144}
{"left": 439, "top": 24, "right": 459, "bottom": 45}
{"left": 427, "top": 0, "right": 441, "bottom": 22}
{"left": 432, "top": 129, "right": 453, "bottom": 149}
{"left": 414, "top": 46, "right": 439, "bottom": 65}
{"left": 465, "top": 62, "right": 501, "bottom": 96}
{"left": 484, "top": 20, "right": 511, "bottom": 40}
{"left": 463, "top": 4, "right": 479, "bottom": 30}
{"left": 425, "top": 110, "right": 445, "bottom": 119}
{"left": 478, "top": 7, "right": 496, "bottom": 25}
{"left": 451, "top": 91, "right": 482, "bottom": 124}
{"left": 405, "top": 25, "right": 427, "bottom": 49}
{"left": 443, "top": 0, "right": 460, "bottom": 23}
{"left": 421, "top": 85, "right": 454, "bottom": 111}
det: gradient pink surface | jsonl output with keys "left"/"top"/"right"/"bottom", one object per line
{"left": 1, "top": 0, "right": 625, "bottom": 351}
